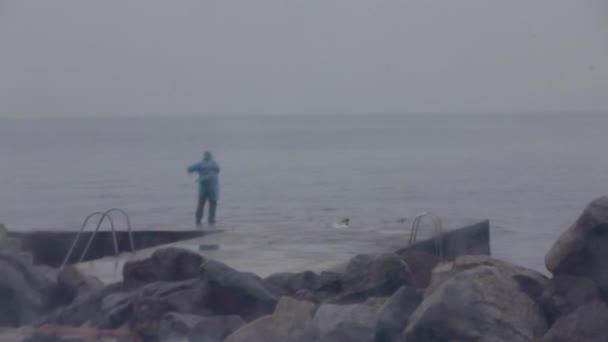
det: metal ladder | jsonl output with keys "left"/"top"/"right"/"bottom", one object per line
{"left": 408, "top": 211, "right": 444, "bottom": 258}
{"left": 60, "top": 208, "right": 136, "bottom": 270}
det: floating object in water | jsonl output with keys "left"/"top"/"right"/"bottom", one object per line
{"left": 332, "top": 218, "right": 350, "bottom": 229}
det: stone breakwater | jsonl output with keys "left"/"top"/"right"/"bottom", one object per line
{"left": 1, "top": 197, "right": 608, "bottom": 341}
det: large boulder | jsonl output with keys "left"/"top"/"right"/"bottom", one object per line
{"left": 539, "top": 275, "right": 600, "bottom": 323}
{"left": 0, "top": 327, "right": 34, "bottom": 342}
{"left": 374, "top": 286, "right": 422, "bottom": 342}
{"left": 539, "top": 300, "right": 608, "bottom": 342}
{"left": 42, "top": 282, "right": 128, "bottom": 329}
{"left": 274, "top": 296, "right": 317, "bottom": 319}
{"left": 265, "top": 271, "right": 317, "bottom": 295}
{"left": 188, "top": 315, "right": 246, "bottom": 342}
{"left": 404, "top": 264, "right": 549, "bottom": 342}
{"left": 129, "top": 279, "right": 209, "bottom": 339}
{"left": 157, "top": 312, "right": 207, "bottom": 341}
{"left": 44, "top": 278, "right": 207, "bottom": 331}
{"left": 101, "top": 291, "right": 135, "bottom": 327}
{"left": 545, "top": 197, "right": 608, "bottom": 294}
{"left": 224, "top": 298, "right": 315, "bottom": 342}
{"left": 224, "top": 314, "right": 312, "bottom": 342}
{"left": 56, "top": 265, "right": 103, "bottom": 303}
{"left": 0, "top": 252, "right": 60, "bottom": 326}
{"left": 202, "top": 259, "right": 278, "bottom": 321}
{"left": 330, "top": 253, "right": 412, "bottom": 304}
{"left": 311, "top": 300, "right": 384, "bottom": 342}
{"left": 25, "top": 326, "right": 137, "bottom": 342}
{"left": 397, "top": 250, "right": 442, "bottom": 289}
{"left": 123, "top": 247, "right": 205, "bottom": 288}
{"left": 223, "top": 313, "right": 313, "bottom": 342}
{"left": 265, "top": 271, "right": 341, "bottom": 302}
{"left": 428, "top": 255, "right": 548, "bottom": 294}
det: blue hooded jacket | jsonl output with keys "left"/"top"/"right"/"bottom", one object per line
{"left": 188, "top": 152, "right": 220, "bottom": 201}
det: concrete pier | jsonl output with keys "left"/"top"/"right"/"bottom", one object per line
{"left": 76, "top": 219, "right": 488, "bottom": 284}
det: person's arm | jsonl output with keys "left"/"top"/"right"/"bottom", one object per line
{"left": 187, "top": 163, "right": 200, "bottom": 174}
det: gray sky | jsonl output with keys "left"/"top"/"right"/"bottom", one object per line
{"left": 0, "top": 0, "right": 607, "bottom": 118}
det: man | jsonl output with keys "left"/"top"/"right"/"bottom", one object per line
{"left": 188, "top": 151, "right": 220, "bottom": 227}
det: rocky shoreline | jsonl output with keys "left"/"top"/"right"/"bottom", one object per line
{"left": 2, "top": 197, "right": 608, "bottom": 341}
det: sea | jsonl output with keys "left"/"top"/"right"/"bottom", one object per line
{"left": 1, "top": 113, "right": 607, "bottom": 272}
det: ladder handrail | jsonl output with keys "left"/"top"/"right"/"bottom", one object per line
{"left": 408, "top": 211, "right": 444, "bottom": 258}
{"left": 103, "top": 208, "right": 135, "bottom": 253}
{"left": 78, "top": 208, "right": 137, "bottom": 263}
{"left": 60, "top": 212, "right": 117, "bottom": 269}
{"left": 60, "top": 208, "right": 136, "bottom": 270}
{"left": 408, "top": 212, "right": 442, "bottom": 244}
{"left": 78, "top": 211, "right": 120, "bottom": 263}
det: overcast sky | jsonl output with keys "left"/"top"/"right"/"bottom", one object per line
{"left": 0, "top": 0, "right": 607, "bottom": 118}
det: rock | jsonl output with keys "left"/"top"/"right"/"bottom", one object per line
{"left": 546, "top": 197, "right": 608, "bottom": 294}
{"left": 129, "top": 279, "right": 209, "bottom": 339}
{"left": 158, "top": 312, "right": 206, "bottom": 341}
{"left": 330, "top": 253, "right": 411, "bottom": 304}
{"left": 123, "top": 247, "right": 205, "bottom": 288}
{"left": 211, "top": 296, "right": 379, "bottom": 342}
{"left": 374, "top": 286, "right": 422, "bottom": 342}
{"left": 364, "top": 296, "right": 389, "bottom": 307}
{"left": 293, "top": 289, "right": 318, "bottom": 303}
{"left": 315, "top": 271, "right": 342, "bottom": 293}
{"left": 57, "top": 265, "right": 103, "bottom": 303}
{"left": 539, "top": 300, "right": 608, "bottom": 342}
{"left": 130, "top": 296, "right": 175, "bottom": 339}
{"left": 101, "top": 291, "right": 135, "bottom": 327}
{"left": 27, "top": 325, "right": 137, "bottom": 342}
{"left": 265, "top": 271, "right": 341, "bottom": 301}
{"left": 312, "top": 301, "right": 383, "bottom": 342}
{"left": 225, "top": 297, "right": 315, "bottom": 342}
{"left": 545, "top": 197, "right": 608, "bottom": 297}
{"left": 0, "top": 327, "right": 34, "bottom": 342}
{"left": 265, "top": 271, "right": 318, "bottom": 295}
{"left": 545, "top": 197, "right": 608, "bottom": 280}
{"left": 202, "top": 259, "right": 277, "bottom": 321}
{"left": 223, "top": 313, "right": 313, "bottom": 342}
{"left": 45, "top": 278, "right": 207, "bottom": 332}
{"left": 274, "top": 296, "right": 317, "bottom": 319}
{"left": 137, "top": 279, "right": 209, "bottom": 314}
{"left": 539, "top": 275, "right": 600, "bottom": 323}
{"left": 404, "top": 265, "right": 548, "bottom": 342}
{"left": 42, "top": 282, "right": 127, "bottom": 329}
{"left": 223, "top": 297, "right": 316, "bottom": 342}
{"left": 397, "top": 250, "right": 441, "bottom": 289}
{"left": 0, "top": 252, "right": 59, "bottom": 326}
{"left": 188, "top": 315, "right": 245, "bottom": 342}
{"left": 284, "top": 324, "right": 321, "bottom": 342}
{"left": 428, "top": 255, "right": 548, "bottom": 294}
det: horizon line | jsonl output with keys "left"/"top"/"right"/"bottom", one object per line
{"left": 1, "top": 110, "right": 607, "bottom": 120}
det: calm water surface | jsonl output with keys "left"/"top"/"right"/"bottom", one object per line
{"left": 1, "top": 113, "right": 607, "bottom": 271}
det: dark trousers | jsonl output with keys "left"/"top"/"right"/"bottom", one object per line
{"left": 196, "top": 196, "right": 217, "bottom": 226}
